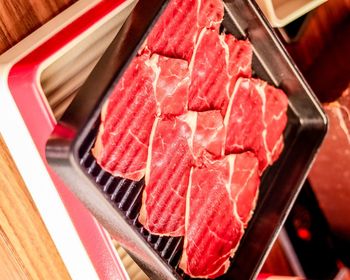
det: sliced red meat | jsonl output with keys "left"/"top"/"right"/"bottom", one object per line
{"left": 179, "top": 155, "right": 244, "bottom": 278}
{"left": 193, "top": 110, "right": 225, "bottom": 159}
{"left": 198, "top": 0, "right": 224, "bottom": 29}
{"left": 93, "top": 54, "right": 191, "bottom": 180}
{"left": 150, "top": 55, "right": 190, "bottom": 116}
{"left": 225, "top": 35, "right": 253, "bottom": 93}
{"left": 224, "top": 78, "right": 288, "bottom": 172}
{"left": 229, "top": 152, "right": 260, "bottom": 226}
{"left": 139, "top": 113, "right": 196, "bottom": 236}
{"left": 92, "top": 55, "right": 157, "bottom": 181}
{"left": 144, "top": 0, "right": 224, "bottom": 61}
{"left": 188, "top": 29, "right": 252, "bottom": 115}
{"left": 139, "top": 110, "right": 225, "bottom": 235}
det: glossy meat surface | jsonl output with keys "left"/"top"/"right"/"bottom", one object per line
{"left": 139, "top": 114, "right": 195, "bottom": 236}
{"left": 225, "top": 78, "right": 288, "bottom": 172}
{"left": 144, "top": 0, "right": 224, "bottom": 61}
{"left": 188, "top": 29, "right": 252, "bottom": 115}
{"left": 92, "top": 55, "right": 157, "bottom": 181}
{"left": 179, "top": 155, "right": 244, "bottom": 278}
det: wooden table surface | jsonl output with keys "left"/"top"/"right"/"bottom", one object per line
{"left": 0, "top": 136, "right": 70, "bottom": 280}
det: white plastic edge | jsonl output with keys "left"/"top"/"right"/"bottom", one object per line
{"left": 256, "top": 0, "right": 327, "bottom": 28}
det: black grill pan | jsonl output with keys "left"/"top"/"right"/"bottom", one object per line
{"left": 46, "top": 0, "right": 327, "bottom": 279}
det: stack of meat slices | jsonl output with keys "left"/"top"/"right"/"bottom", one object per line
{"left": 92, "top": 0, "right": 288, "bottom": 278}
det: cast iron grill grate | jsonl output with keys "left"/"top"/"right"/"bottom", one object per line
{"left": 78, "top": 126, "right": 185, "bottom": 270}
{"left": 46, "top": 0, "right": 327, "bottom": 278}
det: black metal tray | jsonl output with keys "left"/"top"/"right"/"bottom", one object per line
{"left": 46, "top": 0, "right": 327, "bottom": 279}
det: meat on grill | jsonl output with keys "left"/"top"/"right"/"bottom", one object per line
{"left": 224, "top": 78, "right": 288, "bottom": 172}
{"left": 92, "top": 54, "right": 157, "bottom": 181}
{"left": 93, "top": 0, "right": 289, "bottom": 276}
{"left": 139, "top": 113, "right": 195, "bottom": 236}
{"left": 149, "top": 54, "right": 190, "bottom": 116}
{"left": 139, "top": 110, "right": 225, "bottom": 235}
{"left": 180, "top": 154, "right": 259, "bottom": 278}
{"left": 92, "top": 54, "right": 190, "bottom": 181}
{"left": 229, "top": 152, "right": 260, "bottom": 226}
{"left": 188, "top": 29, "right": 252, "bottom": 115}
{"left": 143, "top": 0, "right": 224, "bottom": 61}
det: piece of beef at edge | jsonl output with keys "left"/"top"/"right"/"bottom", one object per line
{"left": 229, "top": 152, "right": 260, "bottom": 227}
{"left": 142, "top": 0, "right": 224, "bottom": 61}
{"left": 180, "top": 152, "right": 260, "bottom": 278}
{"left": 188, "top": 28, "right": 252, "bottom": 115}
{"left": 224, "top": 77, "right": 288, "bottom": 172}
{"left": 92, "top": 54, "right": 157, "bottom": 181}
{"left": 92, "top": 53, "right": 190, "bottom": 181}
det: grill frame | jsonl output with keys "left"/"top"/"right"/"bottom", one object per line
{"left": 46, "top": 0, "right": 327, "bottom": 279}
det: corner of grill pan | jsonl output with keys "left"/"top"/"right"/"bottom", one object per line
{"left": 46, "top": 0, "right": 328, "bottom": 279}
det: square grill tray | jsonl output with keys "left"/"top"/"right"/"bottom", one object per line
{"left": 46, "top": 0, "right": 327, "bottom": 279}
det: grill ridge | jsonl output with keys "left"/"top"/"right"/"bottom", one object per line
{"left": 79, "top": 130, "right": 185, "bottom": 272}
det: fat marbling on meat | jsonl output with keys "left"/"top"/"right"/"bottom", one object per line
{"left": 92, "top": 54, "right": 157, "bottom": 181}
{"left": 139, "top": 111, "right": 225, "bottom": 236}
{"left": 179, "top": 152, "right": 259, "bottom": 278}
{"left": 93, "top": 54, "right": 190, "bottom": 181}
{"left": 224, "top": 78, "right": 288, "bottom": 172}
{"left": 143, "top": 0, "right": 224, "bottom": 61}
{"left": 148, "top": 54, "right": 190, "bottom": 116}
{"left": 188, "top": 29, "right": 252, "bottom": 115}
{"left": 139, "top": 114, "right": 195, "bottom": 236}
{"left": 229, "top": 152, "right": 260, "bottom": 226}
{"left": 193, "top": 110, "right": 225, "bottom": 159}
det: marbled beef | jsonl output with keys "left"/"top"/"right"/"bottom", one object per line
{"left": 188, "top": 29, "right": 252, "bottom": 115}
{"left": 93, "top": 54, "right": 190, "bottom": 181}
{"left": 224, "top": 78, "right": 288, "bottom": 172}
{"left": 179, "top": 152, "right": 259, "bottom": 278}
{"left": 92, "top": 54, "right": 157, "bottom": 181}
{"left": 143, "top": 0, "right": 224, "bottom": 61}
{"left": 139, "top": 111, "right": 225, "bottom": 236}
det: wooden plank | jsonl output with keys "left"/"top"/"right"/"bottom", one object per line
{"left": 0, "top": 135, "right": 70, "bottom": 279}
{"left": 0, "top": 0, "right": 77, "bottom": 53}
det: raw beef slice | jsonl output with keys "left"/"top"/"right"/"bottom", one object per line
{"left": 93, "top": 54, "right": 189, "bottom": 180}
{"left": 180, "top": 154, "right": 249, "bottom": 278}
{"left": 229, "top": 152, "right": 260, "bottom": 226}
{"left": 188, "top": 29, "right": 252, "bottom": 115}
{"left": 225, "top": 34, "right": 253, "bottom": 93}
{"left": 92, "top": 54, "right": 157, "bottom": 181}
{"left": 150, "top": 55, "right": 190, "bottom": 116}
{"left": 139, "top": 111, "right": 225, "bottom": 235}
{"left": 224, "top": 78, "right": 288, "bottom": 172}
{"left": 144, "top": 0, "right": 224, "bottom": 61}
{"left": 139, "top": 114, "right": 195, "bottom": 236}
{"left": 193, "top": 110, "right": 225, "bottom": 159}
